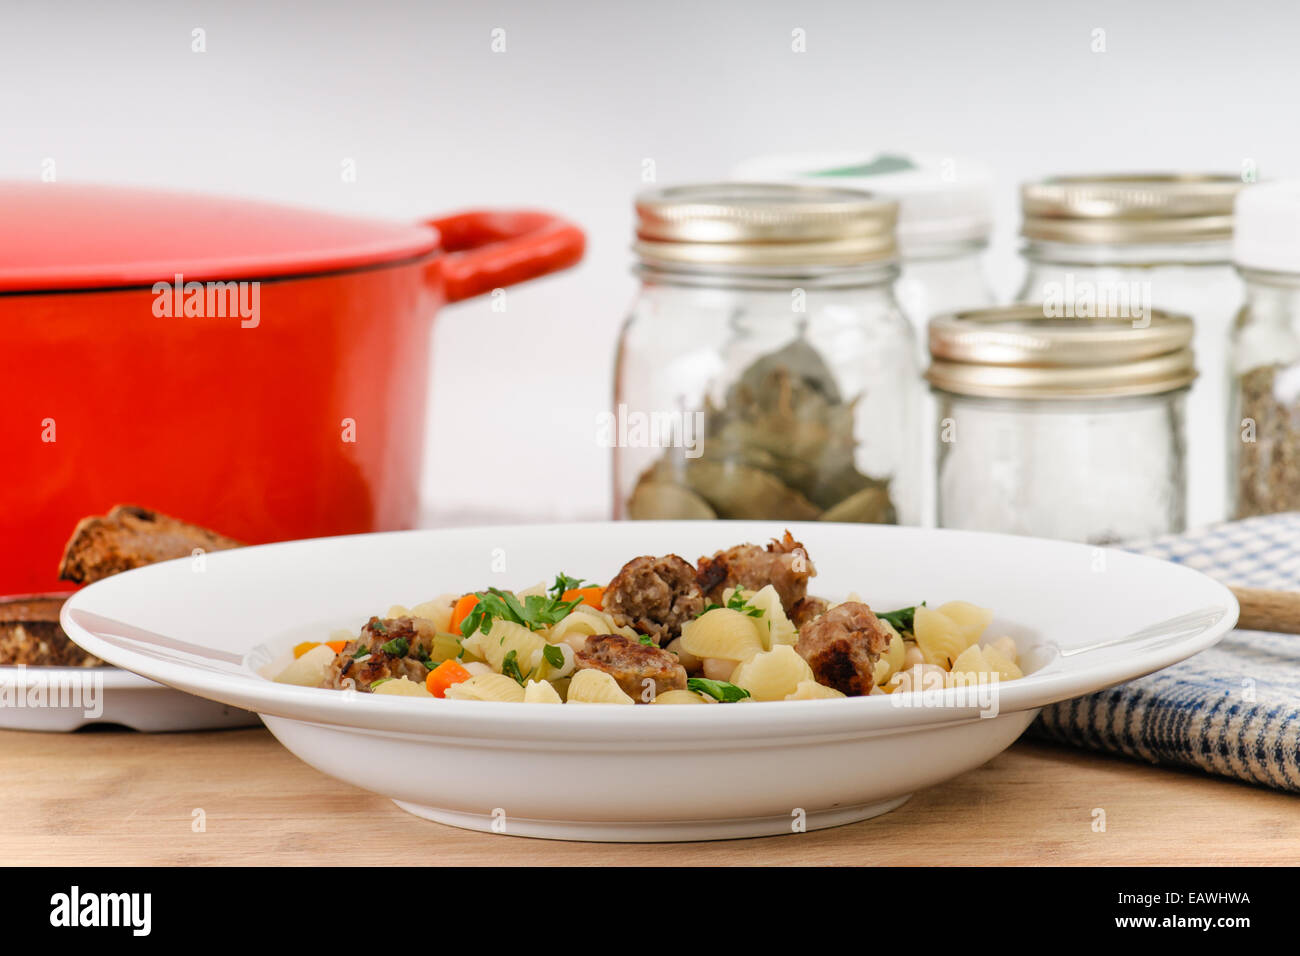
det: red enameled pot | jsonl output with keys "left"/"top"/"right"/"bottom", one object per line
{"left": 0, "top": 183, "right": 584, "bottom": 595}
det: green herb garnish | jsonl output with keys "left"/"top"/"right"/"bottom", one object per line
{"left": 687, "top": 677, "right": 751, "bottom": 702}
{"left": 460, "top": 587, "right": 584, "bottom": 637}
{"left": 501, "top": 649, "right": 527, "bottom": 685}
{"left": 548, "top": 573, "right": 587, "bottom": 600}
{"left": 368, "top": 678, "right": 393, "bottom": 689}
{"left": 699, "top": 591, "right": 764, "bottom": 619}
{"left": 878, "top": 602, "right": 925, "bottom": 634}
{"left": 638, "top": 635, "right": 656, "bottom": 647}
{"left": 380, "top": 636, "right": 410, "bottom": 657}
{"left": 542, "top": 644, "right": 565, "bottom": 669}
{"left": 370, "top": 620, "right": 388, "bottom": 634}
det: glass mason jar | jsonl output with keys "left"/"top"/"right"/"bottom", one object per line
{"left": 730, "top": 151, "right": 997, "bottom": 332}
{"left": 928, "top": 305, "right": 1194, "bottom": 544}
{"left": 1016, "top": 174, "right": 1245, "bottom": 528}
{"left": 892, "top": 237, "right": 995, "bottom": 333}
{"left": 730, "top": 152, "right": 996, "bottom": 529}
{"left": 1230, "top": 181, "right": 1300, "bottom": 517}
{"left": 614, "top": 183, "right": 920, "bottom": 526}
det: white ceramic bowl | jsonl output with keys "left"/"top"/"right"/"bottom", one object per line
{"left": 61, "top": 522, "right": 1237, "bottom": 841}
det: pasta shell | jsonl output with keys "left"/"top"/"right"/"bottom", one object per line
{"left": 989, "top": 635, "right": 1019, "bottom": 661}
{"left": 729, "top": 645, "right": 815, "bottom": 701}
{"left": 935, "top": 601, "right": 993, "bottom": 647}
{"left": 371, "top": 676, "right": 433, "bottom": 698}
{"left": 784, "top": 680, "right": 846, "bottom": 701}
{"left": 665, "top": 637, "right": 701, "bottom": 672}
{"left": 980, "top": 643, "right": 1024, "bottom": 680}
{"left": 273, "top": 644, "right": 337, "bottom": 686}
{"left": 872, "top": 621, "right": 906, "bottom": 686}
{"left": 651, "top": 689, "right": 712, "bottom": 705}
{"left": 548, "top": 605, "right": 638, "bottom": 653}
{"left": 947, "top": 644, "right": 992, "bottom": 676}
{"left": 445, "top": 673, "right": 526, "bottom": 703}
{"left": 481, "top": 619, "right": 547, "bottom": 676}
{"left": 566, "top": 669, "right": 635, "bottom": 705}
{"left": 914, "top": 605, "right": 967, "bottom": 668}
{"left": 679, "top": 608, "right": 764, "bottom": 662}
{"left": 532, "top": 642, "right": 575, "bottom": 681}
{"left": 746, "top": 584, "right": 797, "bottom": 649}
{"left": 523, "top": 679, "right": 563, "bottom": 704}
{"left": 409, "top": 594, "right": 457, "bottom": 632}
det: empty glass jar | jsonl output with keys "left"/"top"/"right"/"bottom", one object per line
{"left": 731, "top": 151, "right": 996, "bottom": 331}
{"left": 1230, "top": 181, "right": 1300, "bottom": 517}
{"left": 1016, "top": 174, "right": 1245, "bottom": 528}
{"left": 614, "top": 183, "right": 920, "bottom": 525}
{"left": 928, "top": 305, "right": 1195, "bottom": 544}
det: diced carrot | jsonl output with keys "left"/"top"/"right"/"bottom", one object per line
{"left": 293, "top": 641, "right": 321, "bottom": 658}
{"left": 449, "top": 593, "right": 480, "bottom": 633}
{"left": 325, "top": 640, "right": 349, "bottom": 653}
{"left": 426, "top": 659, "right": 472, "bottom": 698}
{"left": 562, "top": 586, "right": 605, "bottom": 611}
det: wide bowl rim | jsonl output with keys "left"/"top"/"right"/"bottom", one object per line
{"left": 60, "top": 521, "right": 1239, "bottom": 742}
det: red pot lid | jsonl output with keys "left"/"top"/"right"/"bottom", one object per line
{"left": 0, "top": 182, "right": 440, "bottom": 293}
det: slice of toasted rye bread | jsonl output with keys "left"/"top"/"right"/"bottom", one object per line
{"left": 57, "top": 505, "right": 243, "bottom": 585}
{"left": 0, "top": 595, "right": 101, "bottom": 667}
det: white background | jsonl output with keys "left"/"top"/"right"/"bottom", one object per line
{"left": 4, "top": 0, "right": 1298, "bottom": 524}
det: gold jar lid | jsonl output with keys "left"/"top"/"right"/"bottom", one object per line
{"left": 1021, "top": 173, "right": 1245, "bottom": 244}
{"left": 926, "top": 305, "right": 1196, "bottom": 399}
{"left": 634, "top": 182, "right": 899, "bottom": 268}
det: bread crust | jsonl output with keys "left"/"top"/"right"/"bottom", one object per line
{"left": 0, "top": 595, "right": 101, "bottom": 667}
{"left": 57, "top": 505, "right": 242, "bottom": 585}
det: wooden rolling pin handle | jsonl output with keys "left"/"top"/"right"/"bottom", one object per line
{"left": 1230, "top": 587, "right": 1300, "bottom": 635}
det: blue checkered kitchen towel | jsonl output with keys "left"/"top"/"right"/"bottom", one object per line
{"left": 1031, "top": 512, "right": 1300, "bottom": 793}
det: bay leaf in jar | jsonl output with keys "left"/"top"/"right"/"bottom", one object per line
{"left": 819, "top": 483, "right": 895, "bottom": 523}
{"left": 626, "top": 481, "right": 717, "bottom": 520}
{"left": 678, "top": 459, "right": 822, "bottom": 520}
{"left": 624, "top": 337, "right": 898, "bottom": 524}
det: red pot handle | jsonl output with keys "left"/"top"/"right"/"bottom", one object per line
{"left": 427, "top": 210, "right": 585, "bottom": 303}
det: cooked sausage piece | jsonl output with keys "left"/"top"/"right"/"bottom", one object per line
{"left": 604, "top": 554, "right": 705, "bottom": 646}
{"left": 696, "top": 530, "right": 815, "bottom": 614}
{"left": 795, "top": 602, "right": 891, "bottom": 696}
{"left": 321, "top": 616, "right": 431, "bottom": 691}
{"left": 576, "top": 633, "right": 688, "bottom": 702}
{"left": 790, "top": 595, "right": 829, "bottom": 630}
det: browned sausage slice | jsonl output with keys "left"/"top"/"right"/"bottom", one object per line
{"left": 696, "top": 530, "right": 815, "bottom": 613}
{"left": 794, "top": 601, "right": 891, "bottom": 696}
{"left": 604, "top": 554, "right": 705, "bottom": 646}
{"left": 575, "top": 633, "right": 688, "bottom": 702}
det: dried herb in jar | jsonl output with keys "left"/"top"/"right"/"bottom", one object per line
{"left": 1236, "top": 363, "right": 1300, "bottom": 517}
{"left": 626, "top": 339, "right": 896, "bottom": 524}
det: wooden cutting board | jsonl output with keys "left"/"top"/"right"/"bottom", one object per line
{"left": 0, "top": 728, "right": 1293, "bottom": 865}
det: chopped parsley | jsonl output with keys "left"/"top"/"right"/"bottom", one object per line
{"left": 638, "top": 635, "right": 657, "bottom": 647}
{"left": 380, "top": 636, "right": 409, "bottom": 657}
{"left": 368, "top": 678, "right": 393, "bottom": 689}
{"left": 687, "top": 678, "right": 751, "bottom": 702}
{"left": 460, "top": 587, "right": 584, "bottom": 638}
{"left": 878, "top": 603, "right": 925, "bottom": 634}
{"left": 542, "top": 644, "right": 566, "bottom": 669}
{"left": 548, "top": 573, "right": 587, "bottom": 600}
{"left": 370, "top": 619, "right": 389, "bottom": 635}
{"left": 501, "top": 649, "right": 528, "bottom": 685}
{"left": 700, "top": 591, "right": 764, "bottom": 618}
